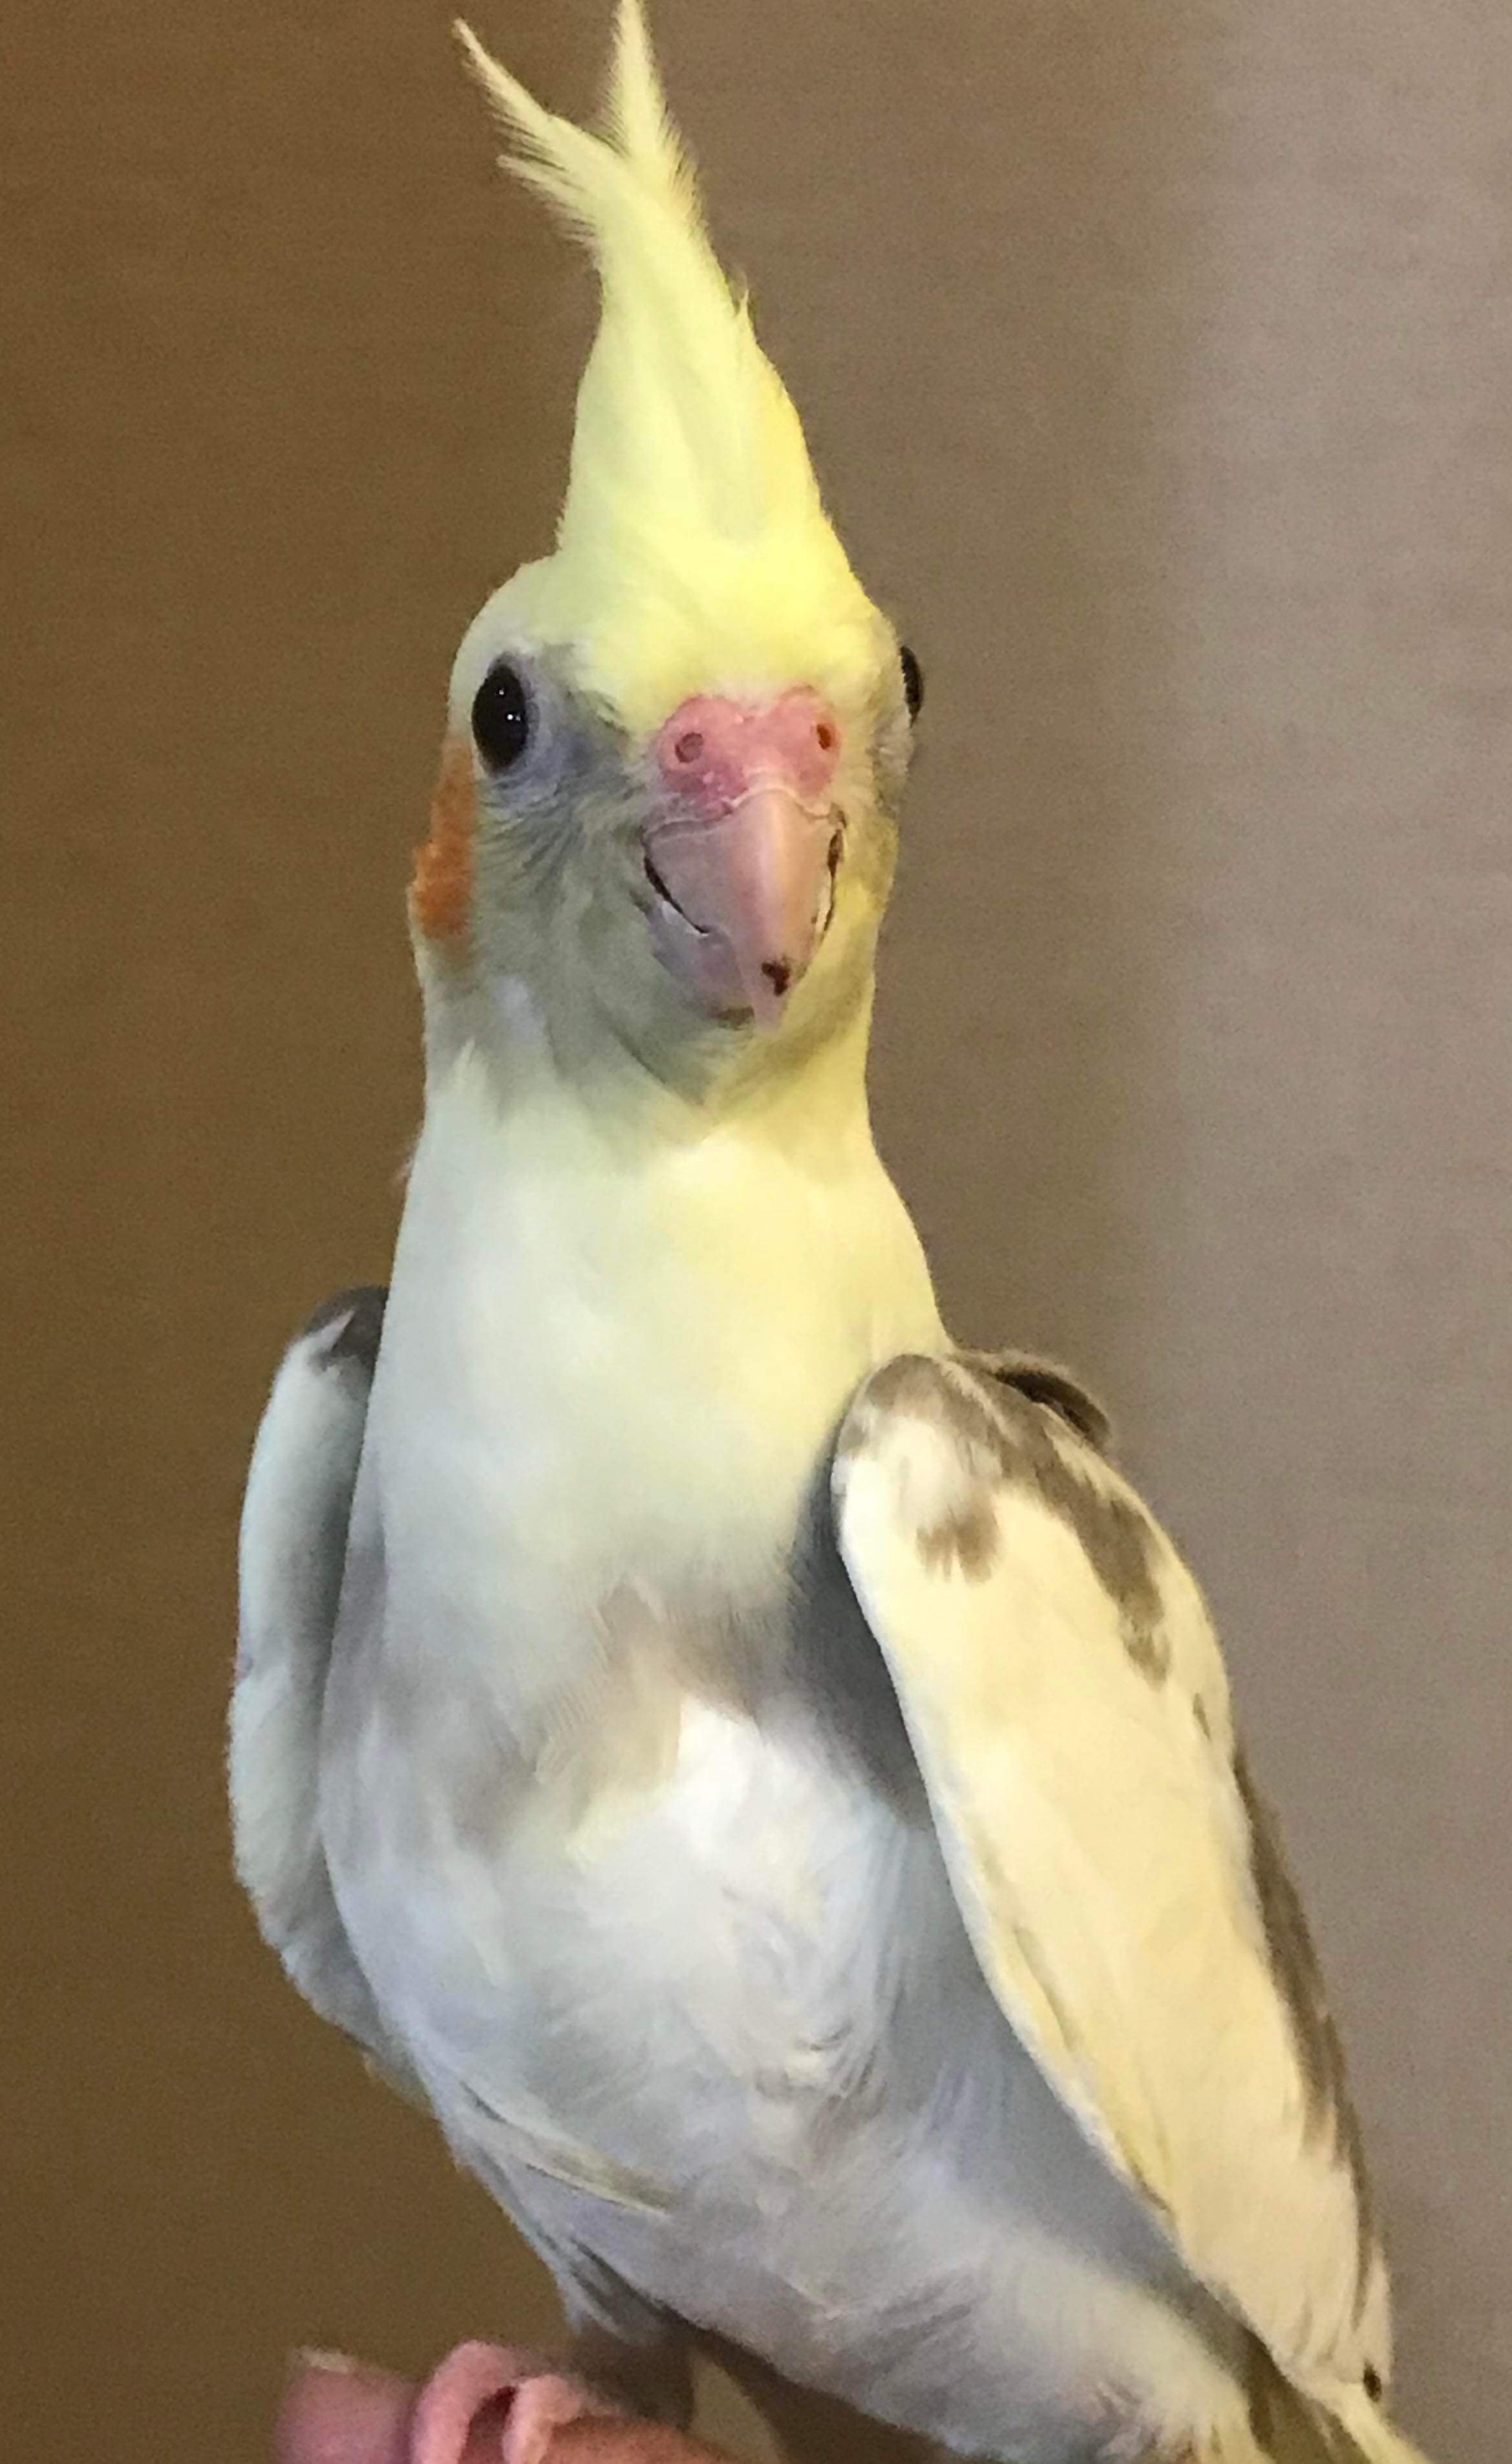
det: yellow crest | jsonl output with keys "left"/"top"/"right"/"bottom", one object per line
{"left": 456, "top": 4, "right": 885, "bottom": 733}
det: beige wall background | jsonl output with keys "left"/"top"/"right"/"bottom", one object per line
{"left": 3, "top": 4, "right": 1507, "bottom": 2459}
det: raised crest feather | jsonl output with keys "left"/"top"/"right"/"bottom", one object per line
{"left": 454, "top": 4, "right": 884, "bottom": 732}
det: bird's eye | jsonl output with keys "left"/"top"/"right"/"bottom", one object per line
{"left": 899, "top": 644, "right": 924, "bottom": 722}
{"left": 471, "top": 661, "right": 532, "bottom": 771}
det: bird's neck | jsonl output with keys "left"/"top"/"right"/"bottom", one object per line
{"left": 379, "top": 1004, "right": 944, "bottom": 1625}
{"left": 417, "top": 927, "right": 886, "bottom": 1160}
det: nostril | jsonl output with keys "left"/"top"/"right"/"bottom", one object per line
{"left": 815, "top": 720, "right": 836, "bottom": 753}
{"left": 761, "top": 959, "right": 792, "bottom": 996}
{"left": 673, "top": 730, "right": 705, "bottom": 766}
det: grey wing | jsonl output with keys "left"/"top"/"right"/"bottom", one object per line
{"left": 231, "top": 1291, "right": 696, "bottom": 2422}
{"left": 230, "top": 1289, "right": 408, "bottom": 2074}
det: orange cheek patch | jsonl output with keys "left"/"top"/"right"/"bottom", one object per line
{"left": 410, "top": 736, "right": 476, "bottom": 941}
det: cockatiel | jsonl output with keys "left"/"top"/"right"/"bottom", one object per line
{"left": 232, "top": 11, "right": 1433, "bottom": 2464}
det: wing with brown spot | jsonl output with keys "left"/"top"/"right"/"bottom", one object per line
{"left": 831, "top": 1353, "right": 1388, "bottom": 2399}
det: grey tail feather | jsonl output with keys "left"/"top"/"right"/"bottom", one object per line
{"left": 303, "top": 1282, "right": 388, "bottom": 1379}
{"left": 1247, "top": 2344, "right": 1375, "bottom": 2464}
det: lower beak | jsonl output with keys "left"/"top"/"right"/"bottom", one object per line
{"left": 642, "top": 786, "right": 840, "bottom": 1026}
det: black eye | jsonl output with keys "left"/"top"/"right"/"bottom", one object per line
{"left": 899, "top": 643, "right": 924, "bottom": 722}
{"left": 471, "top": 661, "right": 531, "bottom": 771}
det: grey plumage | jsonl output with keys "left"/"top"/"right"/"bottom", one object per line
{"left": 232, "top": 1289, "right": 390, "bottom": 2052}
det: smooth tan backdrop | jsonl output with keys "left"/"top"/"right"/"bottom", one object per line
{"left": 4, "top": 5, "right": 1508, "bottom": 2459}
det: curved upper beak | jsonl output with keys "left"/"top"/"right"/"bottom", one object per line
{"left": 642, "top": 691, "right": 845, "bottom": 1026}
{"left": 643, "top": 787, "right": 839, "bottom": 1027}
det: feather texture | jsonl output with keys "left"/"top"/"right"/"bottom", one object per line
{"left": 453, "top": 4, "right": 883, "bottom": 732}
{"left": 832, "top": 1355, "right": 1392, "bottom": 2415}
{"left": 231, "top": 1290, "right": 412, "bottom": 2079}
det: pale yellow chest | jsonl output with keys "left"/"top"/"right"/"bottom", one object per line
{"left": 370, "top": 1052, "right": 944, "bottom": 1623}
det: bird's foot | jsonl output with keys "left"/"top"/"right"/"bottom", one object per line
{"left": 407, "top": 2341, "right": 626, "bottom": 2464}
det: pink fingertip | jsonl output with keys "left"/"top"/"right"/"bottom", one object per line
{"left": 277, "top": 2354, "right": 416, "bottom": 2464}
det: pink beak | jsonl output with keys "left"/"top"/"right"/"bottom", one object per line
{"left": 643, "top": 689, "right": 844, "bottom": 1026}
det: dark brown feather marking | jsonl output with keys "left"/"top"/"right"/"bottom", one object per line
{"left": 917, "top": 1494, "right": 1001, "bottom": 1582}
{"left": 975, "top": 1349, "right": 1113, "bottom": 1453}
{"left": 1234, "top": 1750, "right": 1378, "bottom": 2317}
{"left": 886, "top": 1357, "right": 1168, "bottom": 1680}
{"left": 960, "top": 1360, "right": 1172, "bottom": 1685}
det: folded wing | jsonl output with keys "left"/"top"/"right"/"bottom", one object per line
{"left": 832, "top": 1353, "right": 1388, "bottom": 2403}
{"left": 230, "top": 1289, "right": 410, "bottom": 2077}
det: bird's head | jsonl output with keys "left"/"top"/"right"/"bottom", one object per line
{"left": 415, "top": 4, "right": 923, "bottom": 1108}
